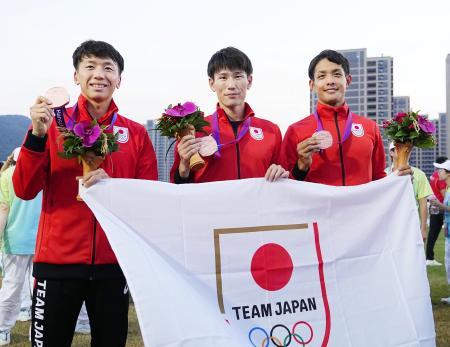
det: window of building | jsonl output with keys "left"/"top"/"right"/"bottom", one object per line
{"left": 368, "top": 75, "right": 376, "bottom": 81}
{"left": 346, "top": 91, "right": 359, "bottom": 97}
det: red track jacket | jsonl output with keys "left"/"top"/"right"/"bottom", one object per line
{"left": 280, "top": 102, "right": 386, "bottom": 186}
{"left": 13, "top": 95, "right": 158, "bottom": 279}
{"left": 170, "top": 103, "right": 282, "bottom": 183}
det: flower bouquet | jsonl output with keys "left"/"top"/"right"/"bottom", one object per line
{"left": 58, "top": 119, "right": 119, "bottom": 200}
{"left": 383, "top": 111, "right": 436, "bottom": 169}
{"left": 155, "top": 101, "right": 209, "bottom": 171}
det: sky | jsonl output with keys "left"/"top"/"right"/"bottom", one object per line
{"left": 1, "top": 0, "right": 449, "bottom": 133}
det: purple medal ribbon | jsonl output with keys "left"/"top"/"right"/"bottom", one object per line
{"left": 211, "top": 111, "right": 252, "bottom": 158}
{"left": 54, "top": 107, "right": 68, "bottom": 128}
{"left": 55, "top": 103, "right": 117, "bottom": 131}
{"left": 313, "top": 109, "right": 353, "bottom": 145}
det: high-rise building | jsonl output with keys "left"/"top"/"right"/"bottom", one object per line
{"left": 439, "top": 112, "right": 447, "bottom": 157}
{"left": 393, "top": 96, "right": 410, "bottom": 115}
{"left": 310, "top": 48, "right": 394, "bottom": 159}
{"left": 146, "top": 119, "right": 175, "bottom": 182}
{"left": 446, "top": 54, "right": 450, "bottom": 156}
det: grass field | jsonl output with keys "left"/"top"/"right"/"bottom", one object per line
{"left": 4, "top": 234, "right": 450, "bottom": 346}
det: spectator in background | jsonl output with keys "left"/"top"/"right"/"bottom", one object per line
{"left": 0, "top": 155, "right": 15, "bottom": 176}
{"left": 386, "top": 142, "right": 433, "bottom": 241}
{"left": 0, "top": 148, "right": 41, "bottom": 346}
{"left": 426, "top": 156, "right": 448, "bottom": 266}
{"left": 429, "top": 160, "right": 450, "bottom": 303}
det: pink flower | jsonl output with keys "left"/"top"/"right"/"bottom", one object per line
{"left": 73, "top": 121, "right": 101, "bottom": 147}
{"left": 164, "top": 102, "right": 197, "bottom": 117}
{"left": 418, "top": 117, "right": 436, "bottom": 134}
{"left": 382, "top": 120, "right": 392, "bottom": 128}
{"left": 394, "top": 113, "right": 408, "bottom": 122}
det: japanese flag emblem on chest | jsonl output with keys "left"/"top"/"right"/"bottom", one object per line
{"left": 250, "top": 127, "right": 264, "bottom": 141}
{"left": 114, "top": 126, "right": 129, "bottom": 143}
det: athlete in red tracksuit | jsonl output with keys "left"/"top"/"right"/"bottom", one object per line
{"left": 13, "top": 40, "right": 157, "bottom": 347}
{"left": 281, "top": 102, "right": 386, "bottom": 186}
{"left": 171, "top": 47, "right": 287, "bottom": 183}
{"left": 280, "top": 50, "right": 390, "bottom": 186}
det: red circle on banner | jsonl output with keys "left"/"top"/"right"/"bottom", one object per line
{"left": 250, "top": 243, "right": 293, "bottom": 291}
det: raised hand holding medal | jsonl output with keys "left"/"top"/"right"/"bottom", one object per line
{"left": 198, "top": 135, "right": 219, "bottom": 157}
{"left": 44, "top": 86, "right": 70, "bottom": 128}
{"left": 29, "top": 87, "right": 69, "bottom": 138}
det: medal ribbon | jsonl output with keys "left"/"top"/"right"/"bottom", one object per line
{"left": 54, "top": 103, "right": 117, "bottom": 131}
{"left": 211, "top": 111, "right": 252, "bottom": 158}
{"left": 314, "top": 109, "right": 353, "bottom": 144}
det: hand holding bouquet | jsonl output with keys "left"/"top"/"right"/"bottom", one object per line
{"left": 155, "top": 102, "right": 209, "bottom": 171}
{"left": 58, "top": 118, "right": 119, "bottom": 200}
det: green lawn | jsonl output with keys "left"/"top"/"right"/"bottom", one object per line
{"left": 4, "top": 234, "right": 450, "bottom": 346}
{"left": 427, "top": 233, "right": 450, "bottom": 347}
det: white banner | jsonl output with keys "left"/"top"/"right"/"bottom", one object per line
{"left": 81, "top": 176, "right": 435, "bottom": 347}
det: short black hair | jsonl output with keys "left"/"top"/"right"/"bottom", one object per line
{"left": 72, "top": 40, "right": 124, "bottom": 75}
{"left": 436, "top": 156, "right": 448, "bottom": 164}
{"left": 207, "top": 47, "right": 253, "bottom": 79}
{"left": 308, "top": 50, "right": 350, "bottom": 80}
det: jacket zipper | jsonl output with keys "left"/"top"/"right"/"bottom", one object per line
{"left": 229, "top": 119, "right": 242, "bottom": 180}
{"left": 90, "top": 216, "right": 97, "bottom": 279}
{"left": 334, "top": 112, "right": 346, "bottom": 186}
{"left": 236, "top": 143, "right": 241, "bottom": 179}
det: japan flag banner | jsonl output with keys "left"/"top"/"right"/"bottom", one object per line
{"left": 81, "top": 177, "right": 436, "bottom": 347}
{"left": 215, "top": 223, "right": 330, "bottom": 347}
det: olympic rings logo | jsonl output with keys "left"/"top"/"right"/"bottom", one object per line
{"left": 248, "top": 321, "right": 313, "bottom": 347}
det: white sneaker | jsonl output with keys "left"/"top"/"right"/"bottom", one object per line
{"left": 75, "top": 322, "right": 91, "bottom": 335}
{"left": 0, "top": 330, "right": 10, "bottom": 346}
{"left": 441, "top": 297, "right": 450, "bottom": 304}
{"left": 426, "top": 259, "right": 443, "bottom": 266}
{"left": 17, "top": 308, "right": 31, "bottom": 322}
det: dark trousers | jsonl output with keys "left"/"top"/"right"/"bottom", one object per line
{"left": 426, "top": 212, "right": 444, "bottom": 260}
{"left": 31, "top": 277, "right": 129, "bottom": 347}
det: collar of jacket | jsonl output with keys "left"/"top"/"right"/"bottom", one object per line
{"left": 215, "top": 102, "right": 255, "bottom": 122}
{"left": 76, "top": 94, "right": 119, "bottom": 124}
{"left": 316, "top": 102, "right": 349, "bottom": 121}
